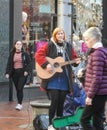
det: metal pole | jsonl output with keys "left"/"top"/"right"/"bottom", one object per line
{"left": 9, "top": 0, "right": 22, "bottom": 101}
{"left": 57, "top": 0, "right": 71, "bottom": 41}
{"left": 9, "top": 0, "right": 14, "bottom": 101}
{"left": 70, "top": 2, "right": 74, "bottom": 45}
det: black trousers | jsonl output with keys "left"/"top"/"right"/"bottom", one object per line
{"left": 48, "top": 89, "right": 68, "bottom": 125}
{"left": 80, "top": 95, "right": 107, "bottom": 130}
{"left": 12, "top": 69, "right": 26, "bottom": 104}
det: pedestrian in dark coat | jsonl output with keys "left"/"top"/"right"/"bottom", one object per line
{"left": 5, "top": 40, "right": 31, "bottom": 110}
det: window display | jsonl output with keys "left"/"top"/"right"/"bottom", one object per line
{"left": 22, "top": 0, "right": 55, "bottom": 43}
{"left": 73, "top": 0, "right": 103, "bottom": 35}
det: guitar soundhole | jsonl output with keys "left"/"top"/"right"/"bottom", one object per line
{"left": 54, "top": 62, "right": 59, "bottom": 68}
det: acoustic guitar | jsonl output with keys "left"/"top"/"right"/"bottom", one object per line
{"left": 36, "top": 56, "right": 83, "bottom": 79}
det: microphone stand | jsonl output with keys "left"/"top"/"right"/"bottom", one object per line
{"left": 64, "top": 43, "right": 76, "bottom": 115}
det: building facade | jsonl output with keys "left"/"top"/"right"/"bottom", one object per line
{"left": 0, "top": 0, "right": 106, "bottom": 101}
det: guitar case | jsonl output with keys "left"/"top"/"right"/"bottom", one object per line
{"left": 52, "top": 107, "right": 84, "bottom": 129}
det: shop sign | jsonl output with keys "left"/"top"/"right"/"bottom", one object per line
{"left": 39, "top": 5, "right": 51, "bottom": 13}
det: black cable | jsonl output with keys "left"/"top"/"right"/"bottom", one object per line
{"left": 23, "top": 83, "right": 32, "bottom": 130}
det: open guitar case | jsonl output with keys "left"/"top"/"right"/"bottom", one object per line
{"left": 52, "top": 82, "right": 85, "bottom": 129}
{"left": 52, "top": 80, "right": 85, "bottom": 129}
{"left": 52, "top": 46, "right": 84, "bottom": 129}
{"left": 52, "top": 106, "right": 84, "bottom": 129}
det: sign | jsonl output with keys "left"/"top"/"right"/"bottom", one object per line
{"left": 39, "top": 5, "right": 51, "bottom": 13}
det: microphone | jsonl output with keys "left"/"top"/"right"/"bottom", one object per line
{"left": 61, "top": 39, "right": 64, "bottom": 43}
{"left": 60, "top": 39, "right": 65, "bottom": 46}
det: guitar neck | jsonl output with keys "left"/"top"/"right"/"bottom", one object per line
{"left": 60, "top": 55, "right": 86, "bottom": 67}
{"left": 60, "top": 59, "right": 76, "bottom": 67}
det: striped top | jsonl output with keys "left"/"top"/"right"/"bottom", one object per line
{"left": 13, "top": 52, "right": 23, "bottom": 69}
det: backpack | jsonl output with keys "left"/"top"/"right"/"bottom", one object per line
{"left": 63, "top": 83, "right": 86, "bottom": 116}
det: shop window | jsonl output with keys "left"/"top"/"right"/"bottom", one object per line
{"left": 22, "top": 0, "right": 55, "bottom": 43}
{"left": 22, "top": 0, "right": 56, "bottom": 84}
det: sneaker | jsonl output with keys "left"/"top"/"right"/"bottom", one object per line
{"left": 48, "top": 125, "right": 56, "bottom": 130}
{"left": 15, "top": 104, "right": 23, "bottom": 110}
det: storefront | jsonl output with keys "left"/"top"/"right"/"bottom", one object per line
{"left": 0, "top": 0, "right": 106, "bottom": 101}
{"left": 21, "top": 0, "right": 57, "bottom": 87}
{"left": 0, "top": 0, "right": 57, "bottom": 101}
{"left": 0, "top": 0, "right": 57, "bottom": 83}
{"left": 72, "top": 0, "right": 103, "bottom": 38}
{"left": 0, "top": 0, "right": 9, "bottom": 83}
{"left": 22, "top": 0, "right": 57, "bottom": 48}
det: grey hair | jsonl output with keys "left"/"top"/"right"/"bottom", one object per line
{"left": 83, "top": 27, "right": 102, "bottom": 42}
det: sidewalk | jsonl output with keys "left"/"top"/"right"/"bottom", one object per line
{"left": 0, "top": 100, "right": 107, "bottom": 130}
{"left": 0, "top": 101, "right": 33, "bottom": 130}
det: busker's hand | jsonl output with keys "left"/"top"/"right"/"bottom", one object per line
{"left": 75, "top": 58, "right": 81, "bottom": 64}
{"left": 86, "top": 97, "right": 92, "bottom": 105}
{"left": 24, "top": 71, "right": 28, "bottom": 76}
{"left": 5, "top": 74, "right": 9, "bottom": 79}
{"left": 46, "top": 64, "right": 53, "bottom": 73}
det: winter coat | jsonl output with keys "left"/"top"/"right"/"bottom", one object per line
{"left": 84, "top": 47, "right": 107, "bottom": 98}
